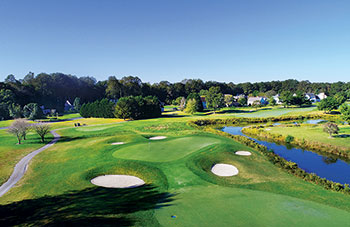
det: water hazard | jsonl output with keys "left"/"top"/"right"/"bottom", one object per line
{"left": 222, "top": 126, "right": 350, "bottom": 185}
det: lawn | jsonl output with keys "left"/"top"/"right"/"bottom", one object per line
{"left": 0, "top": 130, "right": 54, "bottom": 185}
{"left": 1, "top": 117, "right": 350, "bottom": 226}
{"left": 268, "top": 124, "right": 350, "bottom": 149}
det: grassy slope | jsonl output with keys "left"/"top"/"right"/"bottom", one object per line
{"left": 1, "top": 116, "right": 350, "bottom": 226}
{"left": 0, "top": 131, "right": 54, "bottom": 185}
{"left": 0, "top": 118, "right": 123, "bottom": 186}
{"left": 268, "top": 125, "right": 350, "bottom": 149}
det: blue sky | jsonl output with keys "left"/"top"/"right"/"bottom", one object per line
{"left": 0, "top": 0, "right": 349, "bottom": 83}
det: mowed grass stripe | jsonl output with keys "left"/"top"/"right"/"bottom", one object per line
{"left": 112, "top": 136, "right": 221, "bottom": 162}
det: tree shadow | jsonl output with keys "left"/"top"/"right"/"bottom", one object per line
{"left": 0, "top": 184, "right": 175, "bottom": 226}
{"left": 333, "top": 134, "right": 350, "bottom": 138}
{"left": 56, "top": 136, "right": 87, "bottom": 143}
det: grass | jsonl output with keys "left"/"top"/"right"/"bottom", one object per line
{"left": 0, "top": 130, "right": 53, "bottom": 185}
{"left": 1, "top": 116, "right": 350, "bottom": 225}
{"left": 1, "top": 107, "right": 350, "bottom": 225}
{"left": 268, "top": 124, "right": 350, "bottom": 149}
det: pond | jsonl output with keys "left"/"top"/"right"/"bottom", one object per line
{"left": 222, "top": 126, "right": 350, "bottom": 185}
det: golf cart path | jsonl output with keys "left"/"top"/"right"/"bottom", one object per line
{"left": 0, "top": 130, "right": 61, "bottom": 197}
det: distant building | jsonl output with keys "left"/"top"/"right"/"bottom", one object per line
{"left": 247, "top": 97, "right": 268, "bottom": 106}
{"left": 318, "top": 92, "right": 327, "bottom": 100}
{"left": 305, "top": 93, "right": 320, "bottom": 103}
{"left": 273, "top": 94, "right": 282, "bottom": 104}
{"left": 40, "top": 105, "right": 51, "bottom": 115}
{"left": 233, "top": 94, "right": 246, "bottom": 101}
{"left": 200, "top": 96, "right": 207, "bottom": 109}
{"left": 64, "top": 100, "right": 74, "bottom": 112}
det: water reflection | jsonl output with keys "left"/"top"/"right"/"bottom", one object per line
{"left": 222, "top": 126, "right": 350, "bottom": 185}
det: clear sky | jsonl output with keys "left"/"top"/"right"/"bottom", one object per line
{"left": 0, "top": 0, "right": 349, "bottom": 83}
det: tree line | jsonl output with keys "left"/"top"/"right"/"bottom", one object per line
{"left": 2, "top": 72, "right": 350, "bottom": 120}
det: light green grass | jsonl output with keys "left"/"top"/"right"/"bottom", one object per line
{"left": 0, "top": 130, "right": 53, "bottom": 185}
{"left": 113, "top": 135, "right": 221, "bottom": 162}
{"left": 268, "top": 125, "right": 350, "bottom": 149}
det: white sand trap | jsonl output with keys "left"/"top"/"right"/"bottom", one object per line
{"left": 235, "top": 151, "right": 252, "bottom": 156}
{"left": 111, "top": 142, "right": 125, "bottom": 145}
{"left": 211, "top": 163, "right": 239, "bottom": 177}
{"left": 91, "top": 175, "right": 145, "bottom": 188}
{"left": 149, "top": 136, "right": 167, "bottom": 140}
{"left": 265, "top": 128, "right": 271, "bottom": 131}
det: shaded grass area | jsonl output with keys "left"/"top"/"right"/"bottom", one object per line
{"left": 0, "top": 185, "right": 174, "bottom": 226}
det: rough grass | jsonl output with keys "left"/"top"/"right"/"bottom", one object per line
{"left": 268, "top": 125, "right": 350, "bottom": 149}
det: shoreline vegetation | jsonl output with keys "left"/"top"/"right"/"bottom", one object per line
{"left": 190, "top": 115, "right": 350, "bottom": 195}
{"left": 242, "top": 125, "right": 350, "bottom": 159}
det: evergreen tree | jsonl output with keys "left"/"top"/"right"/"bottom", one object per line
{"left": 73, "top": 97, "right": 81, "bottom": 112}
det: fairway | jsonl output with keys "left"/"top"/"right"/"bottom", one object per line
{"left": 155, "top": 185, "right": 350, "bottom": 227}
{"left": 113, "top": 135, "right": 221, "bottom": 162}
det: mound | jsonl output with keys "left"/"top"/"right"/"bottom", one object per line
{"left": 149, "top": 136, "right": 167, "bottom": 140}
{"left": 235, "top": 151, "right": 252, "bottom": 156}
{"left": 111, "top": 142, "right": 124, "bottom": 145}
{"left": 91, "top": 175, "right": 145, "bottom": 188}
{"left": 211, "top": 164, "right": 239, "bottom": 177}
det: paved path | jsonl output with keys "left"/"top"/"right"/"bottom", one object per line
{"left": 0, "top": 130, "right": 61, "bottom": 197}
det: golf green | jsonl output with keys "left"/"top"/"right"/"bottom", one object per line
{"left": 112, "top": 136, "right": 221, "bottom": 162}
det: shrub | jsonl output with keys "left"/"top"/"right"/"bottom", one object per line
{"left": 285, "top": 135, "right": 294, "bottom": 143}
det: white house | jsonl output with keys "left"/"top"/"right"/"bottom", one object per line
{"left": 318, "top": 92, "right": 327, "bottom": 100}
{"left": 247, "top": 97, "right": 268, "bottom": 106}
{"left": 272, "top": 94, "right": 282, "bottom": 104}
{"left": 305, "top": 93, "right": 320, "bottom": 103}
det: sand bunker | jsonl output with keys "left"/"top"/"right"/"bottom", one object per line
{"left": 111, "top": 142, "right": 125, "bottom": 145}
{"left": 91, "top": 175, "right": 145, "bottom": 188}
{"left": 211, "top": 164, "right": 239, "bottom": 177}
{"left": 235, "top": 151, "right": 252, "bottom": 156}
{"left": 149, "top": 136, "right": 167, "bottom": 140}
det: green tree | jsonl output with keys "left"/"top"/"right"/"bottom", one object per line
{"left": 323, "top": 122, "right": 339, "bottom": 137}
{"left": 187, "top": 93, "right": 203, "bottom": 112}
{"left": 334, "top": 93, "right": 347, "bottom": 106}
{"left": 238, "top": 97, "right": 247, "bottom": 106}
{"left": 280, "top": 91, "right": 293, "bottom": 108}
{"left": 224, "top": 94, "right": 233, "bottom": 107}
{"left": 268, "top": 97, "right": 276, "bottom": 106}
{"left": 23, "top": 103, "right": 44, "bottom": 120}
{"left": 184, "top": 99, "right": 197, "bottom": 114}
{"left": 317, "top": 97, "right": 340, "bottom": 113}
{"left": 8, "top": 103, "right": 22, "bottom": 119}
{"left": 73, "top": 97, "right": 81, "bottom": 112}
{"left": 114, "top": 96, "right": 136, "bottom": 120}
{"left": 206, "top": 86, "right": 224, "bottom": 112}
{"left": 340, "top": 103, "right": 350, "bottom": 121}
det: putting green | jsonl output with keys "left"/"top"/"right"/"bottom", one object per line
{"left": 156, "top": 185, "right": 350, "bottom": 226}
{"left": 112, "top": 136, "right": 221, "bottom": 162}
